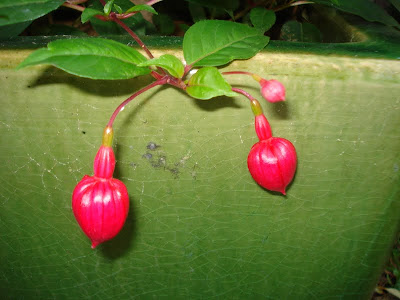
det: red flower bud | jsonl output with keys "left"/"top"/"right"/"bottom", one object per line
{"left": 260, "top": 79, "right": 286, "bottom": 103}
{"left": 248, "top": 137, "right": 297, "bottom": 195}
{"left": 72, "top": 145, "right": 129, "bottom": 248}
{"left": 247, "top": 113, "right": 297, "bottom": 195}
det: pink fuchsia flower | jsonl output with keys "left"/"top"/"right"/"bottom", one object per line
{"left": 259, "top": 79, "right": 286, "bottom": 103}
{"left": 72, "top": 127, "right": 129, "bottom": 248}
{"left": 247, "top": 136, "right": 297, "bottom": 195}
{"left": 247, "top": 111, "right": 297, "bottom": 195}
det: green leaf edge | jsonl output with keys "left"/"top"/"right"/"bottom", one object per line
{"left": 186, "top": 67, "right": 237, "bottom": 100}
{"left": 81, "top": 8, "right": 105, "bottom": 23}
{"left": 138, "top": 54, "right": 184, "bottom": 78}
{"left": 16, "top": 38, "right": 151, "bottom": 80}
{"left": 126, "top": 4, "right": 158, "bottom": 15}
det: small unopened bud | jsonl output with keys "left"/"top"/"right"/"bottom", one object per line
{"left": 259, "top": 79, "right": 286, "bottom": 103}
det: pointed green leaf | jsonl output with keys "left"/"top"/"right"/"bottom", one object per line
{"left": 250, "top": 7, "right": 276, "bottom": 32}
{"left": 17, "top": 38, "right": 151, "bottom": 80}
{"left": 183, "top": 20, "right": 269, "bottom": 67}
{"left": 138, "top": 54, "right": 184, "bottom": 78}
{"left": 104, "top": 0, "right": 114, "bottom": 15}
{"left": 81, "top": 8, "right": 105, "bottom": 24}
{"left": 0, "top": 0, "right": 63, "bottom": 26}
{"left": 186, "top": 67, "right": 237, "bottom": 100}
{"left": 126, "top": 4, "right": 158, "bottom": 15}
{"left": 89, "top": 1, "right": 149, "bottom": 35}
{"left": 114, "top": 4, "right": 123, "bottom": 14}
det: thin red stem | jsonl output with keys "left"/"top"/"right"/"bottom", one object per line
{"left": 232, "top": 87, "right": 263, "bottom": 116}
{"left": 107, "top": 77, "right": 168, "bottom": 127}
{"left": 232, "top": 87, "right": 257, "bottom": 101}
{"left": 110, "top": 13, "right": 154, "bottom": 59}
{"left": 222, "top": 71, "right": 254, "bottom": 76}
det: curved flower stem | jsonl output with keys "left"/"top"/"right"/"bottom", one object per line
{"left": 222, "top": 71, "right": 262, "bottom": 82}
{"left": 222, "top": 71, "right": 254, "bottom": 76}
{"left": 107, "top": 77, "right": 168, "bottom": 128}
{"left": 232, "top": 87, "right": 263, "bottom": 116}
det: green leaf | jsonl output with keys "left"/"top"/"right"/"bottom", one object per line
{"left": 81, "top": 8, "right": 105, "bottom": 24}
{"left": 126, "top": 4, "right": 158, "bottom": 15}
{"left": 186, "top": 67, "right": 237, "bottom": 100}
{"left": 281, "top": 20, "right": 322, "bottom": 42}
{"left": 0, "top": 0, "right": 63, "bottom": 26}
{"left": 311, "top": 0, "right": 400, "bottom": 28}
{"left": 114, "top": 4, "right": 123, "bottom": 14}
{"left": 250, "top": 7, "right": 276, "bottom": 32}
{"left": 138, "top": 54, "right": 184, "bottom": 78}
{"left": 183, "top": 20, "right": 270, "bottom": 67}
{"left": 17, "top": 38, "right": 151, "bottom": 80}
{"left": 104, "top": 0, "right": 114, "bottom": 15}
{"left": 88, "top": 0, "right": 148, "bottom": 35}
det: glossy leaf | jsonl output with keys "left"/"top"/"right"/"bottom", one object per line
{"left": 81, "top": 8, "right": 105, "bottom": 24}
{"left": 250, "top": 7, "right": 276, "bottom": 32}
{"left": 126, "top": 4, "right": 158, "bottom": 15}
{"left": 104, "top": 0, "right": 114, "bottom": 15}
{"left": 186, "top": 67, "right": 237, "bottom": 100}
{"left": 0, "top": 0, "right": 63, "bottom": 26}
{"left": 138, "top": 54, "right": 184, "bottom": 78}
{"left": 312, "top": 0, "right": 400, "bottom": 28}
{"left": 183, "top": 20, "right": 270, "bottom": 67}
{"left": 17, "top": 38, "right": 151, "bottom": 80}
{"left": 114, "top": 4, "right": 123, "bottom": 14}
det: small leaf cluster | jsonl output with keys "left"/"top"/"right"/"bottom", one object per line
{"left": 17, "top": 6, "right": 275, "bottom": 101}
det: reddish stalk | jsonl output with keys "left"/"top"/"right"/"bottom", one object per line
{"left": 222, "top": 71, "right": 254, "bottom": 76}
{"left": 107, "top": 77, "right": 168, "bottom": 127}
{"left": 232, "top": 87, "right": 263, "bottom": 116}
{"left": 110, "top": 13, "right": 154, "bottom": 59}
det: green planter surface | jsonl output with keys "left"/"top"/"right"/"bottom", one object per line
{"left": 0, "top": 21, "right": 399, "bottom": 299}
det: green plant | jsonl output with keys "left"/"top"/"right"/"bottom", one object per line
{"left": 11, "top": 0, "right": 303, "bottom": 247}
